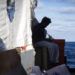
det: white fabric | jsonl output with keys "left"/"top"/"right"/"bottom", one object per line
{"left": 20, "top": 49, "right": 35, "bottom": 74}
{"left": 11, "top": 0, "right": 33, "bottom": 50}
{"left": 0, "top": 0, "right": 10, "bottom": 50}
{"left": 0, "top": 0, "right": 36, "bottom": 51}
{"left": 30, "top": 0, "right": 37, "bottom": 19}
{"left": 0, "top": 1, "right": 36, "bottom": 74}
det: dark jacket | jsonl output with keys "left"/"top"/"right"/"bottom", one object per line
{"left": 32, "top": 23, "right": 47, "bottom": 45}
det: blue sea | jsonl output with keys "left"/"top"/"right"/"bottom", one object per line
{"left": 64, "top": 42, "right": 75, "bottom": 68}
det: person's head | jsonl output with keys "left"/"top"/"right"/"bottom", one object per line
{"left": 40, "top": 17, "right": 51, "bottom": 28}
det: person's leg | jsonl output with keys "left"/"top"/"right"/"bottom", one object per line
{"left": 34, "top": 41, "right": 59, "bottom": 63}
{"left": 48, "top": 42, "right": 59, "bottom": 63}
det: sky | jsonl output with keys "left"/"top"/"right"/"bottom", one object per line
{"left": 35, "top": 0, "right": 75, "bottom": 42}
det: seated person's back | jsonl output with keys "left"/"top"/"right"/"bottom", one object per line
{"left": 32, "top": 17, "right": 51, "bottom": 45}
{"left": 32, "top": 17, "right": 59, "bottom": 65}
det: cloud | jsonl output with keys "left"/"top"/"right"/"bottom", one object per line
{"left": 36, "top": 0, "right": 75, "bottom": 15}
{"left": 36, "top": 0, "right": 45, "bottom": 8}
{"left": 65, "top": 19, "right": 75, "bottom": 22}
{"left": 59, "top": 7, "right": 75, "bottom": 14}
{"left": 49, "top": 0, "right": 75, "bottom": 3}
{"left": 66, "top": 0, "right": 75, "bottom": 3}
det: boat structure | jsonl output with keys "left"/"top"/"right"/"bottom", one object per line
{"left": 0, "top": 0, "right": 75, "bottom": 75}
{"left": 0, "top": 0, "right": 35, "bottom": 74}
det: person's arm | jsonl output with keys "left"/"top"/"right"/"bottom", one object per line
{"left": 45, "top": 32, "right": 54, "bottom": 41}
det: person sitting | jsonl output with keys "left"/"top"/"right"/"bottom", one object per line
{"left": 32, "top": 17, "right": 59, "bottom": 64}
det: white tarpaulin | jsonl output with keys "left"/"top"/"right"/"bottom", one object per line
{"left": 0, "top": 0, "right": 35, "bottom": 51}
{"left": 0, "top": 0, "right": 39, "bottom": 74}
{"left": 0, "top": 0, "right": 37, "bottom": 74}
{"left": 0, "top": 0, "right": 10, "bottom": 51}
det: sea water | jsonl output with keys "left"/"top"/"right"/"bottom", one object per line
{"left": 64, "top": 42, "right": 75, "bottom": 68}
